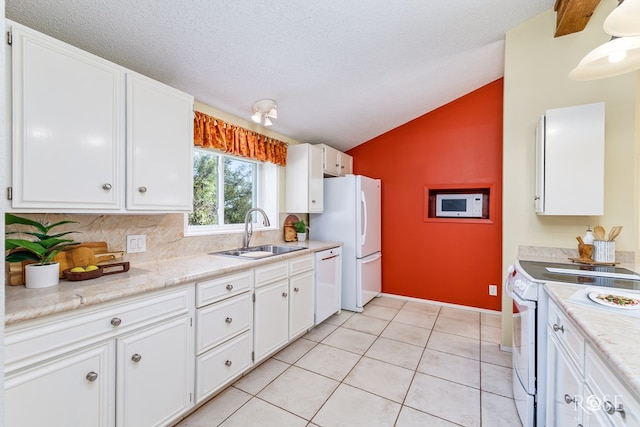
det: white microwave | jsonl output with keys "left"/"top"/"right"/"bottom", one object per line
{"left": 435, "top": 193, "right": 483, "bottom": 218}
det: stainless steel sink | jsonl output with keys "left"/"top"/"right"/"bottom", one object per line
{"left": 211, "top": 244, "right": 307, "bottom": 259}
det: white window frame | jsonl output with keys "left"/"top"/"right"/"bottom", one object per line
{"left": 184, "top": 150, "right": 280, "bottom": 237}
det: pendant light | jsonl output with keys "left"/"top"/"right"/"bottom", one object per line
{"left": 251, "top": 99, "right": 278, "bottom": 127}
{"left": 604, "top": 0, "right": 640, "bottom": 36}
{"left": 569, "top": 0, "right": 640, "bottom": 80}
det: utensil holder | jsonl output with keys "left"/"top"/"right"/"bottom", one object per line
{"left": 593, "top": 240, "right": 615, "bottom": 263}
{"left": 578, "top": 243, "right": 593, "bottom": 261}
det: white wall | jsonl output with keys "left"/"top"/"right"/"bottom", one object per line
{"left": 502, "top": 0, "right": 638, "bottom": 345}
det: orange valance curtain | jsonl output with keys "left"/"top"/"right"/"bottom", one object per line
{"left": 194, "top": 111, "right": 287, "bottom": 167}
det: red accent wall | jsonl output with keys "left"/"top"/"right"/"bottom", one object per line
{"left": 347, "top": 79, "right": 503, "bottom": 311}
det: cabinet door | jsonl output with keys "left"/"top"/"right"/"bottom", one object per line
{"left": 126, "top": 73, "right": 194, "bottom": 211}
{"left": 546, "top": 333, "right": 585, "bottom": 426}
{"left": 322, "top": 144, "right": 341, "bottom": 176}
{"left": 5, "top": 341, "right": 115, "bottom": 427}
{"left": 117, "top": 315, "right": 194, "bottom": 427}
{"left": 339, "top": 152, "right": 353, "bottom": 176}
{"left": 254, "top": 279, "right": 289, "bottom": 362}
{"left": 289, "top": 270, "right": 315, "bottom": 339}
{"left": 10, "top": 24, "right": 123, "bottom": 210}
{"left": 309, "top": 144, "right": 324, "bottom": 212}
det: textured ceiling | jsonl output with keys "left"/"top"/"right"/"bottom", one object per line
{"left": 6, "top": 0, "right": 556, "bottom": 151}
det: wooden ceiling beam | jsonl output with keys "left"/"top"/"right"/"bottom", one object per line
{"left": 554, "top": 0, "right": 602, "bottom": 37}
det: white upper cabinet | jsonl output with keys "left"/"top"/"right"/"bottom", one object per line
{"left": 6, "top": 20, "right": 194, "bottom": 213}
{"left": 126, "top": 73, "right": 193, "bottom": 211}
{"left": 9, "top": 22, "right": 124, "bottom": 211}
{"left": 535, "top": 102, "right": 605, "bottom": 216}
{"left": 285, "top": 143, "right": 323, "bottom": 213}
{"left": 318, "top": 143, "right": 353, "bottom": 177}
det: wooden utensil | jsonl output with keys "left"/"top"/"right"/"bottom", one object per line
{"left": 608, "top": 226, "right": 622, "bottom": 241}
{"left": 593, "top": 225, "right": 606, "bottom": 241}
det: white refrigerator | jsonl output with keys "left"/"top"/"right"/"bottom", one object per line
{"left": 310, "top": 175, "right": 382, "bottom": 312}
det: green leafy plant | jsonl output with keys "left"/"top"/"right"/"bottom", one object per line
{"left": 293, "top": 219, "right": 309, "bottom": 233}
{"left": 5, "top": 213, "right": 80, "bottom": 265}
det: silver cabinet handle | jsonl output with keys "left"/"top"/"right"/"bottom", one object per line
{"left": 131, "top": 354, "right": 142, "bottom": 363}
{"left": 282, "top": 292, "right": 288, "bottom": 297}
{"left": 86, "top": 371, "right": 98, "bottom": 382}
{"left": 225, "top": 317, "right": 233, "bottom": 323}
{"left": 564, "top": 394, "right": 576, "bottom": 404}
{"left": 604, "top": 400, "right": 625, "bottom": 417}
{"left": 225, "top": 360, "right": 232, "bottom": 367}
{"left": 294, "top": 287, "right": 300, "bottom": 292}
{"left": 226, "top": 284, "right": 233, "bottom": 291}
{"left": 138, "top": 186, "right": 147, "bottom": 193}
{"left": 111, "top": 317, "right": 122, "bottom": 326}
{"left": 553, "top": 324, "right": 565, "bottom": 333}
{"left": 102, "top": 183, "right": 112, "bottom": 190}
{"left": 311, "top": 200, "right": 316, "bottom": 203}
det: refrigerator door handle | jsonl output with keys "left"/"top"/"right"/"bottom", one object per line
{"left": 361, "top": 190, "right": 368, "bottom": 247}
{"left": 361, "top": 252, "right": 381, "bottom": 264}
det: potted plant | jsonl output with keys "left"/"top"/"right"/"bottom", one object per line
{"left": 5, "top": 213, "right": 80, "bottom": 288}
{"left": 293, "top": 219, "right": 309, "bottom": 242}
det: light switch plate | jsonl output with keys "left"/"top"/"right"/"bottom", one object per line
{"left": 489, "top": 284, "right": 498, "bottom": 296}
{"left": 127, "top": 234, "right": 146, "bottom": 253}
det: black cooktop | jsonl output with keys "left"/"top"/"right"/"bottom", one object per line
{"left": 518, "top": 260, "right": 640, "bottom": 290}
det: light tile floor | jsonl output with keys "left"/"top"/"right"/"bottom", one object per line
{"left": 175, "top": 296, "right": 522, "bottom": 427}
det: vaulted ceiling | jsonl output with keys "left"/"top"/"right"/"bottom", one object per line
{"left": 7, "top": 0, "right": 573, "bottom": 151}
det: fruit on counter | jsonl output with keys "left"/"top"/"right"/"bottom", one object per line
{"left": 70, "top": 266, "right": 86, "bottom": 273}
{"left": 85, "top": 265, "right": 99, "bottom": 272}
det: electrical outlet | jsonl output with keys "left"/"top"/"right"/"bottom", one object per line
{"left": 489, "top": 284, "right": 498, "bottom": 296}
{"left": 127, "top": 235, "right": 146, "bottom": 253}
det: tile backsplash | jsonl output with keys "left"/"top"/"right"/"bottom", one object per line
{"left": 8, "top": 212, "right": 296, "bottom": 264}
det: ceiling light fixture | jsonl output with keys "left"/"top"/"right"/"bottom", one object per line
{"left": 251, "top": 99, "right": 277, "bottom": 127}
{"left": 569, "top": 0, "right": 640, "bottom": 80}
{"left": 604, "top": 0, "right": 640, "bottom": 37}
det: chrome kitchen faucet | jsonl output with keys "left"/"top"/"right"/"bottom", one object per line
{"left": 243, "top": 208, "right": 271, "bottom": 248}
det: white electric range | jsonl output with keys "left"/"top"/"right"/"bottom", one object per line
{"left": 505, "top": 259, "right": 640, "bottom": 427}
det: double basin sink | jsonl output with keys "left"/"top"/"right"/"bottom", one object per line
{"left": 212, "top": 244, "right": 307, "bottom": 260}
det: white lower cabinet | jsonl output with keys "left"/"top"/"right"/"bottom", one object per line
{"left": 289, "top": 270, "right": 315, "bottom": 339}
{"left": 546, "top": 333, "right": 585, "bottom": 426}
{"left": 4, "top": 285, "right": 194, "bottom": 427}
{"left": 254, "top": 278, "right": 290, "bottom": 363}
{"left": 5, "top": 341, "right": 115, "bottom": 426}
{"left": 117, "top": 315, "right": 194, "bottom": 427}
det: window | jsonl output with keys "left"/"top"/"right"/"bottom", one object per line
{"left": 186, "top": 148, "right": 278, "bottom": 235}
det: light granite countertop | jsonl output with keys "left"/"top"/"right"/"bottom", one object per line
{"left": 5, "top": 240, "right": 341, "bottom": 327}
{"left": 544, "top": 282, "right": 640, "bottom": 400}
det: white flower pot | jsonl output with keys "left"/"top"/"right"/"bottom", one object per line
{"left": 297, "top": 232, "right": 307, "bottom": 242}
{"left": 24, "top": 263, "right": 60, "bottom": 289}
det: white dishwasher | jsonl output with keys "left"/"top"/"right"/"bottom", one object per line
{"left": 314, "top": 247, "right": 342, "bottom": 324}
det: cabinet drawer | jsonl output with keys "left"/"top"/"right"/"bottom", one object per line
{"left": 196, "top": 293, "right": 252, "bottom": 354}
{"left": 6, "top": 286, "right": 193, "bottom": 371}
{"left": 195, "top": 331, "right": 252, "bottom": 402}
{"left": 289, "top": 254, "right": 314, "bottom": 276}
{"left": 196, "top": 271, "right": 252, "bottom": 308}
{"left": 548, "top": 300, "right": 585, "bottom": 372}
{"left": 585, "top": 346, "right": 640, "bottom": 427}
{"left": 254, "top": 261, "right": 288, "bottom": 287}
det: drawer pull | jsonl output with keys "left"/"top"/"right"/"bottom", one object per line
{"left": 111, "top": 317, "right": 122, "bottom": 327}
{"left": 86, "top": 371, "right": 98, "bottom": 382}
{"left": 282, "top": 292, "right": 288, "bottom": 297}
{"left": 226, "top": 284, "right": 234, "bottom": 291}
{"left": 553, "top": 324, "right": 565, "bottom": 333}
{"left": 225, "top": 360, "right": 232, "bottom": 367}
{"left": 564, "top": 394, "right": 576, "bottom": 404}
{"left": 294, "top": 287, "right": 300, "bottom": 292}
{"left": 604, "top": 400, "right": 625, "bottom": 417}
{"left": 131, "top": 354, "right": 142, "bottom": 363}
{"left": 225, "top": 317, "right": 233, "bottom": 324}
{"left": 102, "top": 183, "right": 112, "bottom": 190}
{"left": 138, "top": 186, "right": 148, "bottom": 193}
